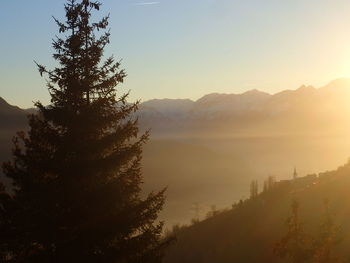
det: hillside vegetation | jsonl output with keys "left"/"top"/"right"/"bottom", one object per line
{"left": 164, "top": 162, "right": 350, "bottom": 262}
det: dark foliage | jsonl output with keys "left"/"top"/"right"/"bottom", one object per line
{"left": 0, "top": 1, "right": 169, "bottom": 262}
{"left": 163, "top": 162, "right": 350, "bottom": 263}
{"left": 275, "top": 199, "right": 344, "bottom": 263}
{"left": 274, "top": 199, "right": 313, "bottom": 263}
{"left": 250, "top": 180, "right": 258, "bottom": 199}
{"left": 313, "top": 200, "right": 343, "bottom": 263}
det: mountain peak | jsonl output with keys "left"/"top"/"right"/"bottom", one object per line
{"left": 197, "top": 90, "right": 270, "bottom": 104}
{"left": 296, "top": 85, "right": 315, "bottom": 93}
{"left": 0, "top": 97, "right": 24, "bottom": 114}
{"left": 242, "top": 89, "right": 271, "bottom": 97}
{"left": 0, "top": 97, "right": 10, "bottom": 106}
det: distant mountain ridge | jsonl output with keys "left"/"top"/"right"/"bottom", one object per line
{"left": 2, "top": 78, "right": 350, "bottom": 116}
{"left": 137, "top": 78, "right": 350, "bottom": 135}
{"left": 0, "top": 97, "right": 24, "bottom": 114}
{"left": 139, "top": 78, "right": 350, "bottom": 117}
{"left": 0, "top": 97, "right": 29, "bottom": 129}
{"left": 2, "top": 78, "right": 350, "bottom": 135}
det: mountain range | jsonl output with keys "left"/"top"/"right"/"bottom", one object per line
{"left": 3, "top": 78, "right": 350, "bottom": 134}
{"left": 138, "top": 78, "right": 350, "bottom": 136}
{"left": 2, "top": 79, "right": 350, "bottom": 226}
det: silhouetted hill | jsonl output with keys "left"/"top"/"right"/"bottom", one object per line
{"left": 164, "top": 162, "right": 350, "bottom": 263}
{"left": 0, "top": 97, "right": 28, "bottom": 128}
{"left": 0, "top": 97, "right": 29, "bottom": 152}
{"left": 0, "top": 97, "right": 30, "bottom": 186}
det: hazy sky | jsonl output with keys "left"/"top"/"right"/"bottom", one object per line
{"left": 2, "top": 0, "right": 350, "bottom": 108}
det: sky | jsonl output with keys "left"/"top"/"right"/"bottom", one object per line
{"left": 2, "top": 0, "right": 350, "bottom": 108}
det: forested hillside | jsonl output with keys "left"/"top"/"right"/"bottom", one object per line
{"left": 164, "top": 162, "right": 350, "bottom": 262}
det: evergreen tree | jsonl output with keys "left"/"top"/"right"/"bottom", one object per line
{"left": 274, "top": 199, "right": 313, "bottom": 263}
{"left": 313, "top": 200, "right": 343, "bottom": 263}
{"left": 263, "top": 180, "right": 268, "bottom": 192}
{"left": 250, "top": 180, "right": 255, "bottom": 199}
{"left": 250, "top": 180, "right": 258, "bottom": 199}
{"left": 262, "top": 175, "right": 276, "bottom": 193}
{"left": 0, "top": 1, "right": 169, "bottom": 262}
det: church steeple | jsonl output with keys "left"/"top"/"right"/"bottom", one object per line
{"left": 293, "top": 167, "right": 298, "bottom": 180}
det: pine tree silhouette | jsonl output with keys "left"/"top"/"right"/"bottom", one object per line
{"left": 250, "top": 180, "right": 258, "bottom": 199}
{"left": 1, "top": 1, "right": 170, "bottom": 262}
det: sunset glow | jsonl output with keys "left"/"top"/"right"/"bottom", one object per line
{"left": 2, "top": 1, "right": 350, "bottom": 107}
{"left": 2, "top": 1, "right": 350, "bottom": 262}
